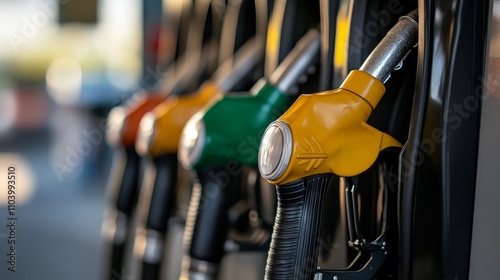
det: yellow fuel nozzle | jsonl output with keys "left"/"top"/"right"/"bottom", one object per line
{"left": 259, "top": 11, "right": 418, "bottom": 185}
{"left": 273, "top": 70, "right": 402, "bottom": 184}
{"left": 135, "top": 36, "right": 266, "bottom": 158}
{"left": 135, "top": 81, "right": 221, "bottom": 157}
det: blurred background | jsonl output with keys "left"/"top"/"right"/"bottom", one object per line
{"left": 0, "top": 0, "right": 157, "bottom": 279}
{"left": 0, "top": 0, "right": 499, "bottom": 279}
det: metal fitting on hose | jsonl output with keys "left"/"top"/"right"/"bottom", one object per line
{"left": 133, "top": 229, "right": 164, "bottom": 264}
{"left": 181, "top": 257, "right": 219, "bottom": 280}
{"left": 359, "top": 10, "right": 418, "bottom": 83}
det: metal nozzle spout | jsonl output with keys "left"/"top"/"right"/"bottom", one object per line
{"left": 269, "top": 29, "right": 321, "bottom": 93}
{"left": 213, "top": 37, "right": 265, "bottom": 93}
{"left": 359, "top": 10, "right": 418, "bottom": 83}
{"left": 160, "top": 40, "right": 216, "bottom": 96}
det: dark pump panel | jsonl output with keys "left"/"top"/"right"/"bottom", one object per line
{"left": 59, "top": 0, "right": 98, "bottom": 24}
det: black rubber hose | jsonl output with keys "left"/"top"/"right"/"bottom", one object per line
{"left": 183, "top": 164, "right": 241, "bottom": 277}
{"left": 105, "top": 148, "right": 141, "bottom": 280}
{"left": 146, "top": 154, "right": 179, "bottom": 231}
{"left": 135, "top": 154, "right": 178, "bottom": 280}
{"left": 265, "top": 173, "right": 331, "bottom": 280}
{"left": 115, "top": 148, "right": 141, "bottom": 215}
{"left": 109, "top": 243, "right": 126, "bottom": 280}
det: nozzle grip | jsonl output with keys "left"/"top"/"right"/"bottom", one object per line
{"left": 183, "top": 166, "right": 240, "bottom": 267}
{"left": 134, "top": 154, "right": 178, "bottom": 280}
{"left": 265, "top": 174, "right": 331, "bottom": 280}
{"left": 144, "top": 154, "right": 179, "bottom": 231}
{"left": 141, "top": 263, "right": 160, "bottom": 280}
{"left": 114, "top": 148, "right": 141, "bottom": 216}
{"left": 104, "top": 148, "right": 141, "bottom": 280}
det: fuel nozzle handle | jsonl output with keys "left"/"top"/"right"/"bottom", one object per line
{"left": 359, "top": 10, "right": 418, "bottom": 83}
{"left": 269, "top": 28, "right": 321, "bottom": 93}
{"left": 263, "top": 10, "right": 419, "bottom": 280}
{"left": 181, "top": 166, "right": 240, "bottom": 280}
{"left": 180, "top": 28, "right": 322, "bottom": 170}
{"left": 133, "top": 154, "right": 178, "bottom": 280}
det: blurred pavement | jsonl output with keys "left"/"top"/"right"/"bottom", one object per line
{"left": 0, "top": 130, "right": 109, "bottom": 280}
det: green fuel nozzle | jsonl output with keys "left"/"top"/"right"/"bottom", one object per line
{"left": 178, "top": 28, "right": 321, "bottom": 169}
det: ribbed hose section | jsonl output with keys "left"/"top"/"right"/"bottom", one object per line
{"left": 183, "top": 183, "right": 202, "bottom": 255}
{"left": 180, "top": 182, "right": 203, "bottom": 279}
{"left": 265, "top": 174, "right": 331, "bottom": 280}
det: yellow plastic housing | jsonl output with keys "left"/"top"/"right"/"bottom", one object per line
{"left": 136, "top": 81, "right": 222, "bottom": 157}
{"left": 270, "top": 70, "right": 402, "bottom": 185}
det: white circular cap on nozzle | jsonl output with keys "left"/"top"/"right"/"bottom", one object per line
{"left": 136, "top": 113, "right": 157, "bottom": 155}
{"left": 258, "top": 120, "right": 293, "bottom": 181}
{"left": 178, "top": 113, "right": 206, "bottom": 169}
{"left": 106, "top": 107, "right": 126, "bottom": 146}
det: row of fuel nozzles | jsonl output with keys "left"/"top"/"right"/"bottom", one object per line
{"left": 103, "top": 7, "right": 418, "bottom": 280}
